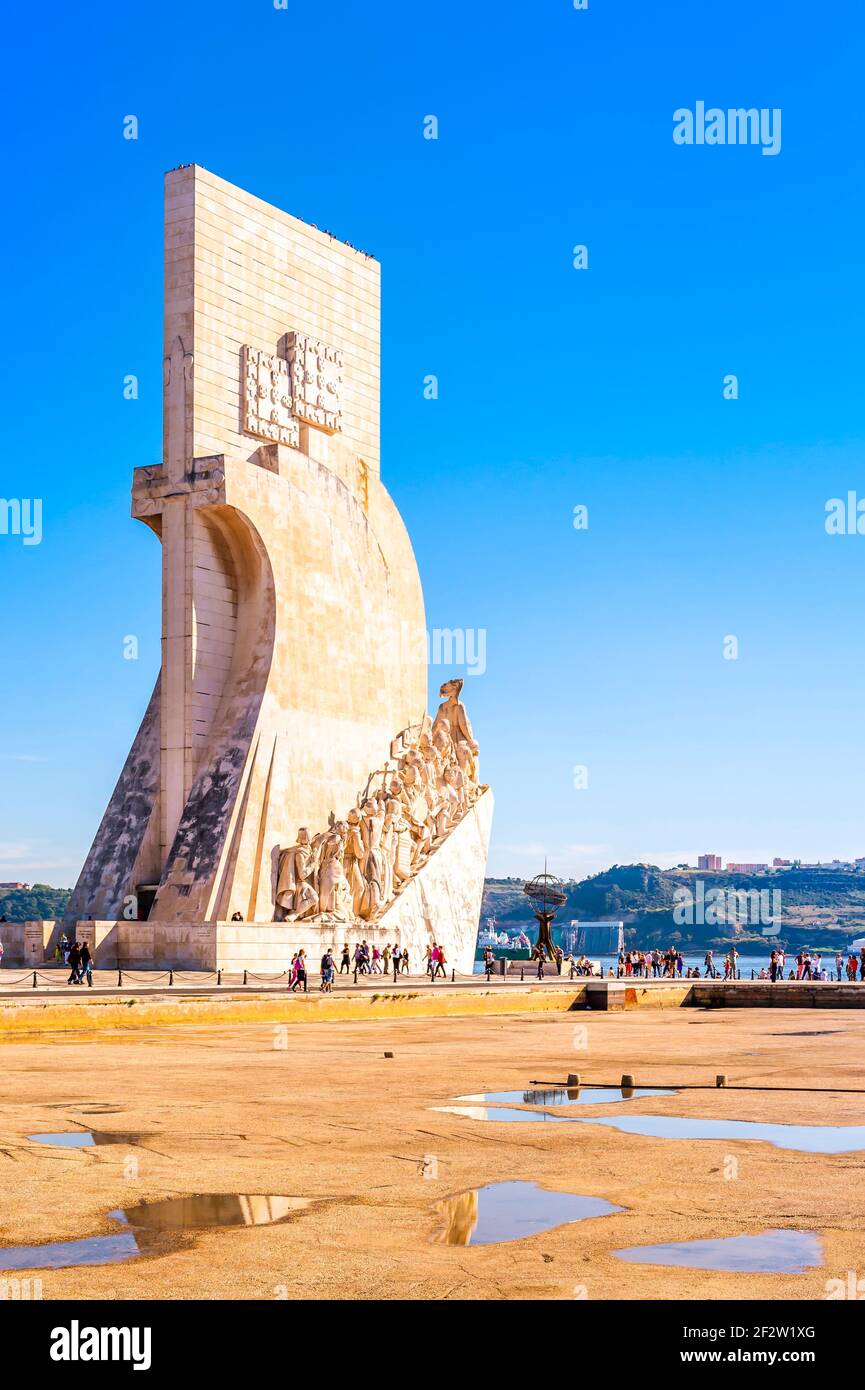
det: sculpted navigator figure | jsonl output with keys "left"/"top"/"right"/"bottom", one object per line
{"left": 359, "top": 798, "right": 387, "bottom": 920}
{"left": 433, "top": 678, "right": 479, "bottom": 781}
{"left": 276, "top": 828, "right": 319, "bottom": 920}
{"left": 318, "top": 821, "right": 351, "bottom": 917}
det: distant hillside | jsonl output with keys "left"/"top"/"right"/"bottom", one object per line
{"left": 482, "top": 866, "right": 865, "bottom": 952}
{"left": 0, "top": 885, "right": 71, "bottom": 922}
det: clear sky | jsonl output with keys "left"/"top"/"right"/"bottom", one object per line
{"left": 1, "top": 0, "right": 863, "bottom": 886}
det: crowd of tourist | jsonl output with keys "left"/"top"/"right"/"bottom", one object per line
{"left": 286, "top": 939, "right": 458, "bottom": 992}
{"left": 613, "top": 945, "right": 865, "bottom": 983}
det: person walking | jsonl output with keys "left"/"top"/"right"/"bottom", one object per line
{"left": 320, "top": 949, "right": 335, "bottom": 993}
{"left": 382, "top": 944, "right": 391, "bottom": 975}
{"left": 67, "top": 941, "right": 82, "bottom": 985}
{"left": 295, "top": 949, "right": 308, "bottom": 993}
{"left": 392, "top": 945, "right": 402, "bottom": 979}
{"left": 400, "top": 947, "right": 410, "bottom": 974}
{"left": 80, "top": 940, "right": 93, "bottom": 987}
{"left": 339, "top": 943, "right": 351, "bottom": 974}
{"left": 433, "top": 945, "right": 447, "bottom": 980}
{"left": 532, "top": 943, "right": 546, "bottom": 980}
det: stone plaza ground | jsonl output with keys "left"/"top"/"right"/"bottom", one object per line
{"left": 0, "top": 1003, "right": 863, "bottom": 1301}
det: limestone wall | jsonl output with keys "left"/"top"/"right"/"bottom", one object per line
{"left": 168, "top": 166, "right": 381, "bottom": 476}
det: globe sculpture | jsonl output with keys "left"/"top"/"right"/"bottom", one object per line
{"left": 523, "top": 869, "right": 568, "bottom": 960}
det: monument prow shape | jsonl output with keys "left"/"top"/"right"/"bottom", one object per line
{"left": 62, "top": 166, "right": 492, "bottom": 973}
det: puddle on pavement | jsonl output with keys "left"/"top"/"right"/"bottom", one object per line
{"left": 435, "top": 1108, "right": 865, "bottom": 1152}
{"left": 455, "top": 1086, "right": 676, "bottom": 1107}
{"left": 0, "top": 1195, "right": 311, "bottom": 1272}
{"left": 614, "top": 1229, "right": 822, "bottom": 1273}
{"left": 433, "top": 1180, "right": 623, "bottom": 1246}
{"left": 28, "top": 1131, "right": 149, "bottom": 1149}
{"left": 0, "top": 1231, "right": 142, "bottom": 1271}
{"left": 572, "top": 1115, "right": 865, "bottom": 1153}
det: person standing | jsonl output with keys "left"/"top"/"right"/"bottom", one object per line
{"left": 400, "top": 947, "right": 410, "bottom": 974}
{"left": 835, "top": 952, "right": 844, "bottom": 982}
{"left": 382, "top": 944, "right": 392, "bottom": 975}
{"left": 703, "top": 950, "right": 715, "bottom": 979}
{"left": 392, "top": 946, "right": 401, "bottom": 980}
{"left": 554, "top": 945, "right": 563, "bottom": 976}
{"left": 339, "top": 943, "right": 351, "bottom": 974}
{"left": 532, "top": 943, "right": 545, "bottom": 980}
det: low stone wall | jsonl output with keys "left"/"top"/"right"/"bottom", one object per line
{"left": 0, "top": 921, "right": 56, "bottom": 968}
{"left": 585, "top": 979, "right": 865, "bottom": 1010}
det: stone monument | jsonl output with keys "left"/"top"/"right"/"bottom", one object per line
{"left": 60, "top": 166, "right": 493, "bottom": 974}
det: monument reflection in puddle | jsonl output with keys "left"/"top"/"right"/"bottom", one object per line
{"left": 454, "top": 1086, "right": 676, "bottom": 1108}
{"left": 614, "top": 1229, "right": 822, "bottom": 1274}
{"left": 433, "top": 1180, "right": 623, "bottom": 1246}
{"left": 0, "top": 1195, "right": 310, "bottom": 1273}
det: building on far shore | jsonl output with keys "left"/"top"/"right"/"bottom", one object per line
{"left": 565, "top": 921, "right": 624, "bottom": 955}
{"left": 697, "top": 854, "right": 722, "bottom": 871}
{"left": 725, "top": 863, "right": 769, "bottom": 874}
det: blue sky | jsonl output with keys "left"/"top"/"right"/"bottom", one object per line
{"left": 1, "top": 0, "right": 864, "bottom": 885}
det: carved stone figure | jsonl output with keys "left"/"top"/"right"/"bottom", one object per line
{"left": 433, "top": 678, "right": 479, "bottom": 777}
{"left": 342, "top": 809, "right": 366, "bottom": 916}
{"left": 384, "top": 797, "right": 413, "bottom": 890}
{"left": 359, "top": 799, "right": 387, "bottom": 920}
{"left": 276, "top": 827, "right": 319, "bottom": 919}
{"left": 318, "top": 822, "right": 350, "bottom": 916}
